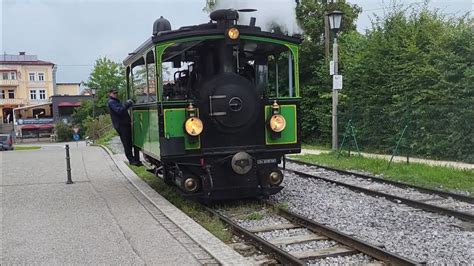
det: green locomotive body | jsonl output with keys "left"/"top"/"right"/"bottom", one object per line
{"left": 124, "top": 9, "right": 302, "bottom": 200}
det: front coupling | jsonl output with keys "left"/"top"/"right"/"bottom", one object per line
{"left": 231, "top": 151, "right": 253, "bottom": 175}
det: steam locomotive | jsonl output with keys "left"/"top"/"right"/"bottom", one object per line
{"left": 124, "top": 9, "right": 302, "bottom": 200}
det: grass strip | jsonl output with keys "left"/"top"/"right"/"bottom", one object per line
{"left": 293, "top": 153, "right": 474, "bottom": 195}
{"left": 13, "top": 146, "right": 41, "bottom": 151}
{"left": 128, "top": 164, "right": 233, "bottom": 242}
{"left": 95, "top": 129, "right": 118, "bottom": 153}
{"left": 301, "top": 143, "right": 331, "bottom": 151}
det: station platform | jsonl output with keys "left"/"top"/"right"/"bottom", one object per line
{"left": 0, "top": 142, "right": 248, "bottom": 265}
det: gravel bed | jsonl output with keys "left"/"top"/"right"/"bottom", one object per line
{"left": 287, "top": 162, "right": 474, "bottom": 214}
{"left": 308, "top": 253, "right": 375, "bottom": 265}
{"left": 235, "top": 213, "right": 288, "bottom": 229}
{"left": 282, "top": 240, "right": 337, "bottom": 253}
{"left": 271, "top": 170, "right": 474, "bottom": 264}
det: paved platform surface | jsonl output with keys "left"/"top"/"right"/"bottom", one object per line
{"left": 0, "top": 142, "right": 247, "bottom": 264}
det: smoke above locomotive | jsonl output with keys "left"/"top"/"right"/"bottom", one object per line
{"left": 213, "top": 0, "right": 303, "bottom": 35}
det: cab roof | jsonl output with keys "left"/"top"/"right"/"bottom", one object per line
{"left": 124, "top": 19, "right": 302, "bottom": 66}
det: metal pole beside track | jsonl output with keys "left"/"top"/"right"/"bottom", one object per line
{"left": 332, "top": 36, "right": 339, "bottom": 151}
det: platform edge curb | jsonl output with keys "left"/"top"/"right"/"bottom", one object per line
{"left": 98, "top": 144, "right": 251, "bottom": 266}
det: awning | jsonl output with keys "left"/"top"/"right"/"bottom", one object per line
{"left": 58, "top": 102, "right": 81, "bottom": 107}
{"left": 22, "top": 125, "right": 38, "bottom": 130}
{"left": 13, "top": 102, "right": 52, "bottom": 112}
{"left": 38, "top": 124, "right": 54, "bottom": 129}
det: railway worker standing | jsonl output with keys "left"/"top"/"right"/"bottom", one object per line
{"left": 107, "top": 88, "right": 142, "bottom": 166}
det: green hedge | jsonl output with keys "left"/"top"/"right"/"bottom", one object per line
{"left": 300, "top": 8, "right": 473, "bottom": 163}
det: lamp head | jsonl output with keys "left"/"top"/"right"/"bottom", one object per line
{"left": 328, "top": 10, "right": 344, "bottom": 33}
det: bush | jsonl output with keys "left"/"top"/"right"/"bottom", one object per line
{"left": 83, "top": 114, "right": 113, "bottom": 140}
{"left": 55, "top": 122, "right": 74, "bottom": 142}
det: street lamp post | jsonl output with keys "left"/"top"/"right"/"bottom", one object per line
{"left": 91, "top": 88, "right": 97, "bottom": 140}
{"left": 328, "top": 10, "right": 343, "bottom": 151}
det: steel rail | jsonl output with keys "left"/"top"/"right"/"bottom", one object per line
{"left": 206, "top": 204, "right": 420, "bottom": 265}
{"left": 285, "top": 168, "right": 474, "bottom": 222}
{"left": 286, "top": 158, "right": 474, "bottom": 204}
{"left": 204, "top": 206, "right": 305, "bottom": 265}
{"left": 276, "top": 206, "right": 421, "bottom": 266}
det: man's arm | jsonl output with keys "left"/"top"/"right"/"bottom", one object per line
{"left": 108, "top": 100, "right": 132, "bottom": 114}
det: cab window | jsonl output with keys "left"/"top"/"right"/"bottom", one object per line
{"left": 146, "top": 50, "right": 157, "bottom": 102}
{"left": 158, "top": 39, "right": 297, "bottom": 102}
{"left": 267, "top": 50, "right": 295, "bottom": 98}
{"left": 131, "top": 57, "right": 147, "bottom": 103}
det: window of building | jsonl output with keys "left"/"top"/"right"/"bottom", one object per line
{"left": 38, "top": 73, "right": 45, "bottom": 81}
{"left": 39, "top": 89, "right": 46, "bottom": 99}
{"left": 30, "top": 89, "right": 37, "bottom": 100}
{"left": 10, "top": 72, "right": 16, "bottom": 80}
{"left": 2, "top": 72, "right": 8, "bottom": 80}
{"left": 8, "top": 89, "right": 15, "bottom": 99}
{"left": 29, "top": 73, "right": 35, "bottom": 81}
{"left": 33, "top": 108, "right": 46, "bottom": 118}
{"left": 0, "top": 90, "right": 4, "bottom": 99}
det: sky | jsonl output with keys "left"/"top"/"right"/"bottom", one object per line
{"left": 1, "top": 0, "right": 471, "bottom": 83}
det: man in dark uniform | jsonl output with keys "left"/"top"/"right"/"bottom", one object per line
{"left": 107, "top": 88, "right": 142, "bottom": 166}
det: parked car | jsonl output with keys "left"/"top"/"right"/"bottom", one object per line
{"left": 0, "top": 134, "right": 14, "bottom": 151}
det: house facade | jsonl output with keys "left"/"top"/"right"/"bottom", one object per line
{"left": 0, "top": 52, "right": 56, "bottom": 123}
{"left": 0, "top": 53, "right": 87, "bottom": 139}
{"left": 57, "top": 82, "right": 81, "bottom": 95}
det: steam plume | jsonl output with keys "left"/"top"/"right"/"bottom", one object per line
{"left": 215, "top": 0, "right": 303, "bottom": 35}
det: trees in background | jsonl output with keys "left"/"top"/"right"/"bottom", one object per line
{"left": 72, "top": 57, "right": 125, "bottom": 138}
{"left": 338, "top": 8, "right": 473, "bottom": 162}
{"left": 73, "top": 57, "right": 125, "bottom": 124}
{"left": 293, "top": 1, "right": 472, "bottom": 162}
{"left": 295, "top": 0, "right": 361, "bottom": 144}
{"left": 82, "top": 57, "right": 126, "bottom": 115}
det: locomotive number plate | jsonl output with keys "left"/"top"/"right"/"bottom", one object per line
{"left": 257, "top": 158, "right": 277, "bottom": 165}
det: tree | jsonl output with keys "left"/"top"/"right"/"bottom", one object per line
{"left": 73, "top": 57, "right": 125, "bottom": 126}
{"left": 295, "top": 0, "right": 361, "bottom": 143}
{"left": 83, "top": 57, "right": 126, "bottom": 114}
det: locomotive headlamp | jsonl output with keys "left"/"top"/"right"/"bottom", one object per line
{"left": 185, "top": 117, "right": 203, "bottom": 136}
{"left": 269, "top": 114, "right": 286, "bottom": 133}
{"left": 227, "top": 27, "right": 240, "bottom": 40}
{"left": 268, "top": 170, "right": 283, "bottom": 186}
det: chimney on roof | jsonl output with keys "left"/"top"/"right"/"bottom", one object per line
{"left": 19, "top": 51, "right": 26, "bottom": 55}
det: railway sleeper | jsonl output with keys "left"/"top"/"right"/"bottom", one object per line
{"left": 268, "top": 234, "right": 328, "bottom": 246}
{"left": 290, "top": 246, "right": 358, "bottom": 260}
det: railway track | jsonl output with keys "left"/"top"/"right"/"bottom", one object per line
{"left": 207, "top": 203, "right": 421, "bottom": 265}
{"left": 284, "top": 158, "right": 474, "bottom": 222}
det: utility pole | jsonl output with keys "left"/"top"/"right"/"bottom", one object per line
{"left": 332, "top": 36, "right": 338, "bottom": 151}
{"left": 324, "top": 14, "right": 330, "bottom": 57}
{"left": 91, "top": 88, "right": 97, "bottom": 140}
{"left": 327, "top": 9, "right": 344, "bottom": 152}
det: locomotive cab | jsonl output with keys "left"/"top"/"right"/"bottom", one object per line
{"left": 124, "top": 9, "right": 302, "bottom": 200}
